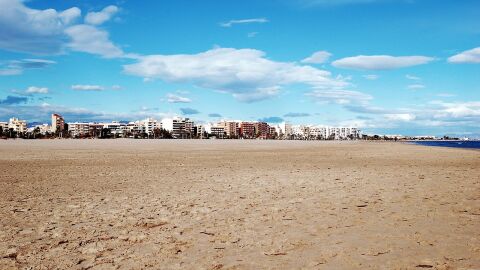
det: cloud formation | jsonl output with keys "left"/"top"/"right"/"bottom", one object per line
{"left": 0, "top": 95, "right": 28, "bottom": 105}
{"left": 301, "top": 51, "right": 332, "bottom": 64}
{"left": 208, "top": 113, "right": 222, "bottom": 118}
{"left": 180, "top": 107, "right": 200, "bottom": 115}
{"left": 406, "top": 74, "right": 420, "bottom": 80}
{"left": 0, "top": 0, "right": 81, "bottom": 54}
{"left": 166, "top": 93, "right": 191, "bottom": 103}
{"left": 71, "top": 85, "right": 105, "bottom": 91}
{"left": 0, "top": 0, "right": 123, "bottom": 58}
{"left": 362, "top": 74, "right": 379, "bottom": 80}
{"left": 332, "top": 55, "right": 434, "bottom": 70}
{"left": 1, "top": 59, "right": 56, "bottom": 76}
{"left": 342, "top": 100, "right": 480, "bottom": 133}
{"left": 220, "top": 18, "right": 268, "bottom": 27}
{"left": 306, "top": 89, "right": 372, "bottom": 104}
{"left": 85, "top": 5, "right": 118, "bottom": 25}
{"left": 258, "top": 116, "right": 284, "bottom": 123}
{"left": 407, "top": 84, "right": 425, "bottom": 90}
{"left": 447, "top": 47, "right": 480, "bottom": 63}
{"left": 124, "top": 47, "right": 349, "bottom": 102}
{"left": 65, "top": 24, "right": 124, "bottom": 58}
{"left": 284, "top": 112, "right": 311, "bottom": 117}
{"left": 26, "top": 86, "right": 49, "bottom": 94}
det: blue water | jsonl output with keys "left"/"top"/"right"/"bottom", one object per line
{"left": 410, "top": 141, "right": 480, "bottom": 149}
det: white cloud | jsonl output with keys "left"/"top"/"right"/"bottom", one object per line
{"left": 362, "top": 74, "right": 379, "bottom": 80}
{"left": 447, "top": 47, "right": 480, "bottom": 63}
{"left": 233, "top": 86, "right": 280, "bottom": 103}
{"left": 0, "top": 68, "right": 22, "bottom": 76}
{"left": 407, "top": 84, "right": 425, "bottom": 90}
{"left": 430, "top": 101, "right": 480, "bottom": 118}
{"left": 306, "top": 89, "right": 372, "bottom": 104}
{"left": 26, "top": 86, "right": 49, "bottom": 94}
{"left": 71, "top": 84, "right": 105, "bottom": 91}
{"left": 111, "top": 85, "right": 122, "bottom": 90}
{"left": 64, "top": 24, "right": 124, "bottom": 58}
{"left": 332, "top": 55, "right": 434, "bottom": 70}
{"left": 0, "top": 0, "right": 123, "bottom": 58}
{"left": 247, "top": 32, "right": 259, "bottom": 38}
{"left": 0, "top": 0, "right": 81, "bottom": 54}
{"left": 220, "top": 18, "right": 268, "bottom": 27}
{"left": 85, "top": 5, "right": 118, "bottom": 25}
{"left": 0, "top": 59, "right": 56, "bottom": 76}
{"left": 406, "top": 74, "right": 420, "bottom": 80}
{"left": 385, "top": 113, "right": 416, "bottom": 121}
{"left": 344, "top": 100, "right": 480, "bottom": 132}
{"left": 166, "top": 93, "right": 192, "bottom": 103}
{"left": 123, "top": 47, "right": 349, "bottom": 102}
{"left": 301, "top": 51, "right": 332, "bottom": 64}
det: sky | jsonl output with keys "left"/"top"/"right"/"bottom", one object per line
{"left": 0, "top": 0, "right": 479, "bottom": 137}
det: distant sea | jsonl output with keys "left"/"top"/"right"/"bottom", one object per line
{"left": 409, "top": 141, "right": 480, "bottom": 149}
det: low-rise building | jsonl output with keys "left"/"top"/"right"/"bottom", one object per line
{"left": 0, "top": 121, "right": 8, "bottom": 132}
{"left": 68, "top": 122, "right": 91, "bottom": 137}
{"left": 8, "top": 117, "right": 27, "bottom": 133}
{"left": 210, "top": 126, "right": 226, "bottom": 138}
{"left": 103, "top": 121, "right": 128, "bottom": 136}
{"left": 28, "top": 123, "right": 51, "bottom": 135}
{"left": 217, "top": 121, "right": 239, "bottom": 138}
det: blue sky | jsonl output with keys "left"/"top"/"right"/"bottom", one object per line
{"left": 0, "top": 0, "right": 479, "bottom": 137}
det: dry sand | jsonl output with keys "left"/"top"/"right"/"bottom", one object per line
{"left": 0, "top": 140, "right": 479, "bottom": 269}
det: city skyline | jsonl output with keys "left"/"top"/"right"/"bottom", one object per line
{"left": 0, "top": 0, "right": 479, "bottom": 137}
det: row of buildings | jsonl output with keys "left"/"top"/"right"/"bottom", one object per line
{"left": 1, "top": 114, "right": 361, "bottom": 140}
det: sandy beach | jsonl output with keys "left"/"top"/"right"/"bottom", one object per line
{"left": 0, "top": 140, "right": 479, "bottom": 269}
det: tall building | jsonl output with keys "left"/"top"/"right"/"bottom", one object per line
{"left": 161, "top": 117, "right": 193, "bottom": 138}
{"left": 254, "top": 122, "right": 269, "bottom": 139}
{"left": 51, "top": 113, "right": 65, "bottom": 133}
{"left": 217, "top": 121, "right": 239, "bottom": 138}
{"left": 8, "top": 117, "right": 27, "bottom": 133}
{"left": 195, "top": 124, "right": 206, "bottom": 138}
{"left": 278, "top": 122, "right": 292, "bottom": 138}
{"left": 239, "top": 122, "right": 255, "bottom": 138}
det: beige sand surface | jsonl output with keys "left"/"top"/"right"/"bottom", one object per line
{"left": 0, "top": 140, "right": 479, "bottom": 269}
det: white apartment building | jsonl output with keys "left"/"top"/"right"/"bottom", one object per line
{"left": 68, "top": 122, "right": 92, "bottom": 137}
{"left": 195, "top": 124, "right": 206, "bottom": 138}
{"left": 0, "top": 121, "right": 8, "bottom": 131}
{"left": 276, "top": 122, "right": 292, "bottom": 138}
{"left": 28, "top": 124, "right": 51, "bottom": 135}
{"left": 162, "top": 117, "right": 194, "bottom": 138}
{"left": 103, "top": 121, "right": 128, "bottom": 136}
{"left": 210, "top": 126, "right": 225, "bottom": 138}
{"left": 140, "top": 118, "right": 161, "bottom": 135}
{"left": 289, "top": 125, "right": 360, "bottom": 140}
{"left": 8, "top": 117, "right": 27, "bottom": 133}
